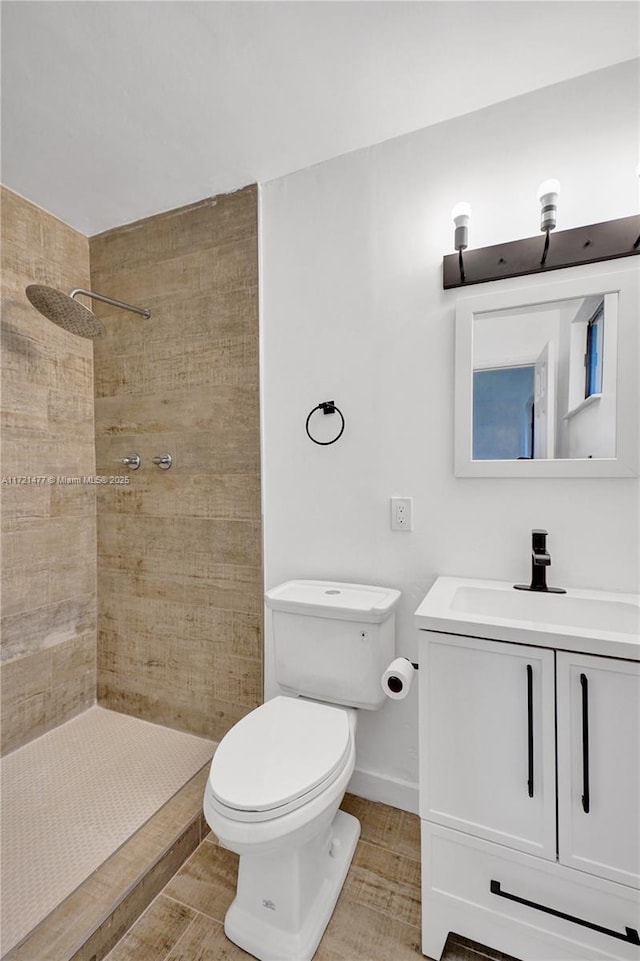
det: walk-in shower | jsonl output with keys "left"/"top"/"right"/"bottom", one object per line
{"left": 25, "top": 285, "right": 151, "bottom": 338}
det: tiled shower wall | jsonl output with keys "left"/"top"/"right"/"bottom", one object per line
{"left": 0, "top": 185, "right": 261, "bottom": 753}
{"left": 0, "top": 187, "right": 97, "bottom": 754}
{"left": 90, "top": 187, "right": 262, "bottom": 740}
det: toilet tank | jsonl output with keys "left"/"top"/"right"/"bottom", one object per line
{"left": 266, "top": 580, "right": 401, "bottom": 710}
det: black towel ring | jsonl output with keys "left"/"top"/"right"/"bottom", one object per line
{"left": 305, "top": 401, "right": 345, "bottom": 446}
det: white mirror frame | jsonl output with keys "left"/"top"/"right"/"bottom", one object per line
{"left": 455, "top": 262, "right": 639, "bottom": 477}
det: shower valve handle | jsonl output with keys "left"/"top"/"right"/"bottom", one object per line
{"left": 152, "top": 454, "right": 173, "bottom": 470}
{"left": 120, "top": 454, "right": 141, "bottom": 470}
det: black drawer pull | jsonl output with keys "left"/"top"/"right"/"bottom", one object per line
{"left": 580, "top": 673, "right": 590, "bottom": 814}
{"left": 490, "top": 880, "right": 640, "bottom": 945}
{"left": 526, "top": 664, "right": 534, "bottom": 798}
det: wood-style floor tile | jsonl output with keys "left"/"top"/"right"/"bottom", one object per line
{"left": 164, "top": 911, "right": 252, "bottom": 961}
{"left": 315, "top": 896, "right": 423, "bottom": 961}
{"left": 162, "top": 837, "right": 238, "bottom": 923}
{"left": 104, "top": 801, "right": 520, "bottom": 961}
{"left": 340, "top": 793, "right": 421, "bottom": 860}
{"left": 105, "top": 895, "right": 196, "bottom": 961}
{"left": 343, "top": 838, "right": 421, "bottom": 928}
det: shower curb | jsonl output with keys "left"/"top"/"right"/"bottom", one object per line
{"left": 3, "top": 765, "right": 211, "bottom": 961}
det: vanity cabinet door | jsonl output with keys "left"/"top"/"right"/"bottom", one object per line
{"left": 420, "top": 633, "right": 556, "bottom": 859}
{"left": 557, "top": 652, "right": 640, "bottom": 888}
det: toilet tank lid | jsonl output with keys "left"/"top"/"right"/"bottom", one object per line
{"left": 265, "top": 580, "right": 401, "bottom": 623}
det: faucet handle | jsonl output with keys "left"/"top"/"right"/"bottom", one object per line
{"left": 532, "top": 529, "right": 548, "bottom": 550}
{"left": 516, "top": 529, "right": 565, "bottom": 593}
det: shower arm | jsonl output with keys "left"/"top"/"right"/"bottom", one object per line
{"left": 70, "top": 289, "right": 151, "bottom": 319}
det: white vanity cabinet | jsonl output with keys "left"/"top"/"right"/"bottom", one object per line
{"left": 418, "top": 629, "right": 640, "bottom": 961}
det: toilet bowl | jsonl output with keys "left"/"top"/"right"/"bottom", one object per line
{"left": 204, "top": 696, "right": 360, "bottom": 961}
{"left": 203, "top": 579, "right": 400, "bottom": 961}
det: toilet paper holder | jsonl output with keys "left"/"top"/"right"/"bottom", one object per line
{"left": 387, "top": 659, "right": 418, "bottom": 692}
{"left": 382, "top": 657, "right": 419, "bottom": 699}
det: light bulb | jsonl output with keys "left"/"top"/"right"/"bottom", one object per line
{"left": 536, "top": 179, "right": 561, "bottom": 204}
{"left": 451, "top": 202, "right": 471, "bottom": 250}
{"left": 451, "top": 202, "right": 472, "bottom": 227}
{"left": 536, "top": 179, "right": 560, "bottom": 232}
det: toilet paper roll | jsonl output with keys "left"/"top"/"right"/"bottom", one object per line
{"left": 381, "top": 658, "right": 415, "bottom": 700}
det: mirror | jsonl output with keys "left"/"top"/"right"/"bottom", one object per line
{"left": 455, "top": 264, "right": 638, "bottom": 477}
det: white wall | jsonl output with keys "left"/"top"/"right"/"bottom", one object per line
{"left": 260, "top": 61, "right": 640, "bottom": 814}
{"left": 473, "top": 306, "right": 562, "bottom": 371}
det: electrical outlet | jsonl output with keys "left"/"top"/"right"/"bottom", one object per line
{"left": 391, "top": 496, "right": 413, "bottom": 531}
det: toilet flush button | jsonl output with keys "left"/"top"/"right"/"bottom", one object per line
{"left": 329, "top": 838, "right": 342, "bottom": 858}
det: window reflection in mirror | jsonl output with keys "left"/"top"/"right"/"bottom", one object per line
{"left": 472, "top": 293, "right": 615, "bottom": 461}
{"left": 585, "top": 302, "right": 604, "bottom": 399}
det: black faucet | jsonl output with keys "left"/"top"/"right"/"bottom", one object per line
{"left": 514, "top": 529, "right": 566, "bottom": 594}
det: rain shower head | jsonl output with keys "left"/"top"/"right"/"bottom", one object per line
{"left": 25, "top": 286, "right": 151, "bottom": 339}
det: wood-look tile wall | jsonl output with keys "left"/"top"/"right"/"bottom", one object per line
{"left": 90, "top": 187, "right": 262, "bottom": 741}
{"left": 0, "top": 187, "right": 97, "bottom": 754}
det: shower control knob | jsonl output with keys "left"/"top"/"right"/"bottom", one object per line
{"left": 152, "top": 454, "right": 173, "bottom": 470}
{"left": 120, "top": 454, "right": 141, "bottom": 470}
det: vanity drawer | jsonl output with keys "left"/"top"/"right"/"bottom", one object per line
{"left": 421, "top": 822, "right": 640, "bottom": 961}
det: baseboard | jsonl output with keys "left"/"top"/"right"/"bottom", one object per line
{"left": 347, "top": 766, "right": 419, "bottom": 815}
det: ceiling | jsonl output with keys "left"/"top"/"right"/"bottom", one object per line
{"left": 1, "top": 1, "right": 637, "bottom": 236}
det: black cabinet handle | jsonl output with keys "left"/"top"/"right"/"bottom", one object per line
{"left": 580, "top": 673, "right": 590, "bottom": 814}
{"left": 490, "top": 880, "right": 640, "bottom": 945}
{"left": 526, "top": 665, "right": 534, "bottom": 798}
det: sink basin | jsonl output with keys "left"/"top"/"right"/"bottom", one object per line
{"left": 415, "top": 577, "right": 640, "bottom": 659}
{"left": 451, "top": 585, "right": 640, "bottom": 633}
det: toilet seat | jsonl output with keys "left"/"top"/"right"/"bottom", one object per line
{"left": 208, "top": 696, "right": 353, "bottom": 822}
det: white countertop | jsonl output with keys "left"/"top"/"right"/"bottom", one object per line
{"left": 415, "top": 576, "right": 640, "bottom": 660}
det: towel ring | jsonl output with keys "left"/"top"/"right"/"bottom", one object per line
{"left": 305, "top": 401, "right": 345, "bottom": 446}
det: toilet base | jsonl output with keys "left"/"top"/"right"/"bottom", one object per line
{"left": 223, "top": 809, "right": 361, "bottom": 961}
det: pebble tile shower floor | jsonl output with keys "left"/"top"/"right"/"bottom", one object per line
{"left": 0, "top": 706, "right": 214, "bottom": 956}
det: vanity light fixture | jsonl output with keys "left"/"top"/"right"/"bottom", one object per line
{"left": 451, "top": 202, "right": 472, "bottom": 283}
{"left": 537, "top": 179, "right": 560, "bottom": 265}
{"left": 442, "top": 182, "right": 640, "bottom": 289}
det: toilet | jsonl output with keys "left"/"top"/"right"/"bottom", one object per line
{"left": 203, "top": 579, "right": 400, "bottom": 961}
